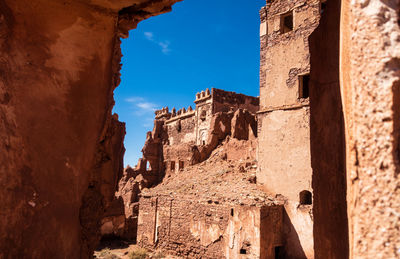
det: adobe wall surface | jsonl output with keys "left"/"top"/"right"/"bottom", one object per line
{"left": 257, "top": 0, "right": 320, "bottom": 258}
{"left": 195, "top": 94, "right": 214, "bottom": 146}
{"left": 258, "top": 108, "right": 312, "bottom": 201}
{"left": 163, "top": 143, "right": 195, "bottom": 174}
{"left": 135, "top": 136, "right": 282, "bottom": 258}
{"left": 257, "top": 107, "right": 313, "bottom": 258}
{"left": 165, "top": 114, "right": 196, "bottom": 146}
{"left": 0, "top": 0, "right": 180, "bottom": 258}
{"left": 163, "top": 110, "right": 197, "bottom": 175}
{"left": 340, "top": 0, "right": 400, "bottom": 258}
{"left": 138, "top": 196, "right": 283, "bottom": 259}
{"left": 212, "top": 88, "right": 260, "bottom": 114}
{"left": 260, "top": 0, "right": 320, "bottom": 110}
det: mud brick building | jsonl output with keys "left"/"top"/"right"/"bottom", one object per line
{"left": 131, "top": 88, "right": 269, "bottom": 258}
{"left": 138, "top": 196, "right": 283, "bottom": 259}
{"left": 101, "top": 88, "right": 260, "bottom": 244}
{"left": 257, "top": 0, "right": 322, "bottom": 258}
{"left": 154, "top": 88, "right": 259, "bottom": 176}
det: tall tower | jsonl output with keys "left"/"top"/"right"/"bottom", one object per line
{"left": 257, "top": 0, "right": 322, "bottom": 258}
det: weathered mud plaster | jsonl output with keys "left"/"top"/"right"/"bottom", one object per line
{"left": 340, "top": 0, "right": 400, "bottom": 258}
{"left": 257, "top": 0, "right": 320, "bottom": 257}
{"left": 0, "top": 0, "right": 180, "bottom": 258}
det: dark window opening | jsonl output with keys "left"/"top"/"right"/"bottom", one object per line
{"left": 179, "top": 161, "right": 184, "bottom": 171}
{"left": 275, "top": 246, "right": 283, "bottom": 259}
{"left": 230, "top": 208, "right": 234, "bottom": 217}
{"left": 240, "top": 242, "right": 251, "bottom": 255}
{"left": 320, "top": 1, "right": 327, "bottom": 14}
{"left": 176, "top": 120, "right": 181, "bottom": 132}
{"left": 200, "top": 110, "right": 207, "bottom": 121}
{"left": 202, "top": 140, "right": 206, "bottom": 145}
{"left": 170, "top": 161, "right": 175, "bottom": 171}
{"left": 280, "top": 11, "right": 293, "bottom": 33}
{"left": 299, "top": 74, "right": 310, "bottom": 99}
{"left": 299, "top": 190, "right": 312, "bottom": 205}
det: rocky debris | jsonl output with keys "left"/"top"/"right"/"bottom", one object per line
{"left": 141, "top": 138, "right": 277, "bottom": 207}
{"left": 198, "top": 108, "right": 257, "bottom": 163}
{"left": 100, "top": 105, "right": 263, "bottom": 245}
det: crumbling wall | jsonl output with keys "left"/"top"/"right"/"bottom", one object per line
{"left": 195, "top": 93, "right": 214, "bottom": 146}
{"left": 163, "top": 144, "right": 196, "bottom": 175}
{"left": 108, "top": 106, "right": 259, "bottom": 244}
{"left": 340, "top": 0, "right": 400, "bottom": 258}
{"left": 0, "top": 0, "right": 181, "bottom": 258}
{"left": 166, "top": 114, "right": 196, "bottom": 145}
{"left": 212, "top": 88, "right": 260, "bottom": 114}
{"left": 163, "top": 111, "right": 196, "bottom": 174}
{"left": 257, "top": 0, "right": 320, "bottom": 257}
{"left": 260, "top": 0, "right": 320, "bottom": 110}
{"left": 138, "top": 196, "right": 283, "bottom": 259}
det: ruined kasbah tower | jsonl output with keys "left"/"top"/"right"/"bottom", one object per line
{"left": 257, "top": 0, "right": 322, "bottom": 258}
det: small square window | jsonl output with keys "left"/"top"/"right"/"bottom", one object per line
{"left": 280, "top": 11, "right": 293, "bottom": 34}
{"left": 299, "top": 74, "right": 310, "bottom": 99}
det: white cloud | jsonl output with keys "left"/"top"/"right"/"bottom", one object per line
{"left": 125, "top": 97, "right": 144, "bottom": 103}
{"left": 137, "top": 102, "right": 157, "bottom": 112}
{"left": 143, "top": 31, "right": 171, "bottom": 55}
{"left": 144, "top": 32, "right": 154, "bottom": 41}
{"left": 125, "top": 96, "right": 158, "bottom": 116}
{"left": 159, "top": 41, "right": 171, "bottom": 54}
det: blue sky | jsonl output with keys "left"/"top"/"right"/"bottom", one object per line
{"left": 113, "top": 0, "right": 266, "bottom": 167}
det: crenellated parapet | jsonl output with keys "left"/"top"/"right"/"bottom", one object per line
{"left": 155, "top": 107, "right": 171, "bottom": 120}
{"left": 194, "top": 88, "right": 211, "bottom": 103}
{"left": 166, "top": 105, "right": 195, "bottom": 123}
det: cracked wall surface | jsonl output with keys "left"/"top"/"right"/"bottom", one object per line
{"left": 257, "top": 0, "right": 320, "bottom": 257}
{"left": 340, "top": 0, "right": 400, "bottom": 258}
{"left": 0, "top": 0, "right": 180, "bottom": 258}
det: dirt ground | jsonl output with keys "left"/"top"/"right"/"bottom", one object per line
{"left": 94, "top": 239, "right": 182, "bottom": 259}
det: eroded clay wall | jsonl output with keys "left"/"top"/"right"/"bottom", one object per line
{"left": 0, "top": 1, "right": 119, "bottom": 257}
{"left": 163, "top": 144, "right": 194, "bottom": 175}
{"left": 212, "top": 88, "right": 259, "bottom": 114}
{"left": 260, "top": 0, "right": 320, "bottom": 110}
{"left": 257, "top": 0, "right": 320, "bottom": 257}
{"left": 0, "top": 0, "right": 180, "bottom": 257}
{"left": 165, "top": 114, "right": 196, "bottom": 145}
{"left": 340, "top": 0, "right": 400, "bottom": 258}
{"left": 257, "top": 108, "right": 313, "bottom": 258}
{"left": 138, "top": 196, "right": 281, "bottom": 259}
{"left": 258, "top": 108, "right": 311, "bottom": 200}
{"left": 195, "top": 97, "right": 213, "bottom": 146}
